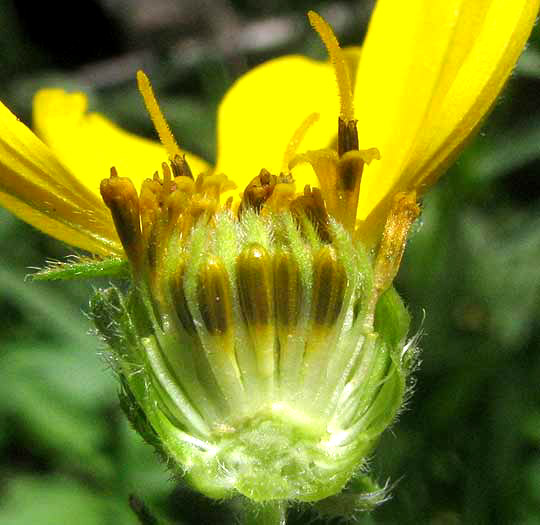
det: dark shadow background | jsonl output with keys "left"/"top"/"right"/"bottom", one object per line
{"left": 1, "top": 1, "right": 540, "bottom": 524}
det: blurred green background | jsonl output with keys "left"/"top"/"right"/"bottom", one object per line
{"left": 1, "top": 1, "right": 540, "bottom": 523}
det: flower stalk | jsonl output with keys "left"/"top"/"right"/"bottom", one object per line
{"left": 235, "top": 499, "right": 287, "bottom": 525}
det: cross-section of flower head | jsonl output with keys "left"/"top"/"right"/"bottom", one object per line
{"left": 0, "top": 0, "right": 537, "bottom": 507}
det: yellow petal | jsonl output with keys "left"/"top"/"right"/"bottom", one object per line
{"left": 0, "top": 99, "right": 121, "bottom": 255}
{"left": 415, "top": 0, "right": 540, "bottom": 187}
{"left": 355, "top": 0, "right": 539, "bottom": 225}
{"left": 215, "top": 55, "right": 342, "bottom": 195}
{"left": 0, "top": 189, "right": 119, "bottom": 256}
{"left": 33, "top": 89, "right": 210, "bottom": 198}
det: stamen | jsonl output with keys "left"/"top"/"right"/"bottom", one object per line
{"left": 196, "top": 256, "right": 244, "bottom": 404}
{"left": 197, "top": 256, "right": 234, "bottom": 337}
{"left": 290, "top": 186, "right": 331, "bottom": 243}
{"left": 170, "top": 262, "right": 197, "bottom": 335}
{"left": 171, "top": 154, "right": 194, "bottom": 180}
{"left": 237, "top": 243, "right": 273, "bottom": 328}
{"left": 239, "top": 169, "right": 278, "bottom": 216}
{"left": 310, "top": 245, "right": 347, "bottom": 331}
{"left": 139, "top": 178, "right": 161, "bottom": 267}
{"left": 237, "top": 243, "right": 275, "bottom": 381}
{"left": 100, "top": 167, "right": 143, "bottom": 272}
{"left": 136, "top": 70, "right": 183, "bottom": 162}
{"left": 308, "top": 11, "right": 354, "bottom": 122}
{"left": 274, "top": 251, "right": 303, "bottom": 336}
{"left": 281, "top": 112, "right": 320, "bottom": 174}
{"left": 338, "top": 118, "right": 358, "bottom": 157}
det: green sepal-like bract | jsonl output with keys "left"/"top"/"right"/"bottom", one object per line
{"left": 314, "top": 472, "right": 391, "bottom": 518}
{"left": 31, "top": 256, "right": 129, "bottom": 281}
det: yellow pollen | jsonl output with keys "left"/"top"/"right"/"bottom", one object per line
{"left": 308, "top": 11, "right": 354, "bottom": 122}
{"left": 136, "top": 70, "right": 183, "bottom": 162}
{"left": 281, "top": 112, "right": 320, "bottom": 174}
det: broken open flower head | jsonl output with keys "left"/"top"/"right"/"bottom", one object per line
{"left": 0, "top": 2, "right": 537, "bottom": 506}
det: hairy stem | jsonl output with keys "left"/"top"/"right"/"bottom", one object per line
{"left": 236, "top": 499, "right": 287, "bottom": 525}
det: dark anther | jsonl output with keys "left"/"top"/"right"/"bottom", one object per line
{"left": 237, "top": 243, "right": 273, "bottom": 327}
{"left": 311, "top": 245, "right": 347, "bottom": 328}
{"left": 170, "top": 263, "right": 196, "bottom": 335}
{"left": 290, "top": 186, "right": 331, "bottom": 243}
{"left": 139, "top": 179, "right": 161, "bottom": 268}
{"left": 197, "top": 257, "right": 233, "bottom": 336}
{"left": 238, "top": 168, "right": 278, "bottom": 216}
{"left": 100, "top": 168, "right": 143, "bottom": 269}
{"left": 338, "top": 117, "right": 359, "bottom": 157}
{"left": 274, "top": 251, "right": 303, "bottom": 334}
{"left": 171, "top": 154, "right": 194, "bottom": 180}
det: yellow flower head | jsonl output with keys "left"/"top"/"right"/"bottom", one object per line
{"left": 0, "top": 1, "right": 538, "bottom": 506}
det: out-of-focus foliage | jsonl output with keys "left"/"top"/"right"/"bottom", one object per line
{"left": 0, "top": 1, "right": 539, "bottom": 523}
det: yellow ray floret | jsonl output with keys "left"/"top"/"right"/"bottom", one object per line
{"left": 0, "top": 83, "right": 214, "bottom": 255}
{"left": 0, "top": 2, "right": 537, "bottom": 255}
{"left": 0, "top": 98, "right": 121, "bottom": 255}
{"left": 354, "top": 0, "right": 540, "bottom": 233}
{"left": 32, "top": 89, "right": 209, "bottom": 199}
{"left": 215, "top": 54, "right": 349, "bottom": 199}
